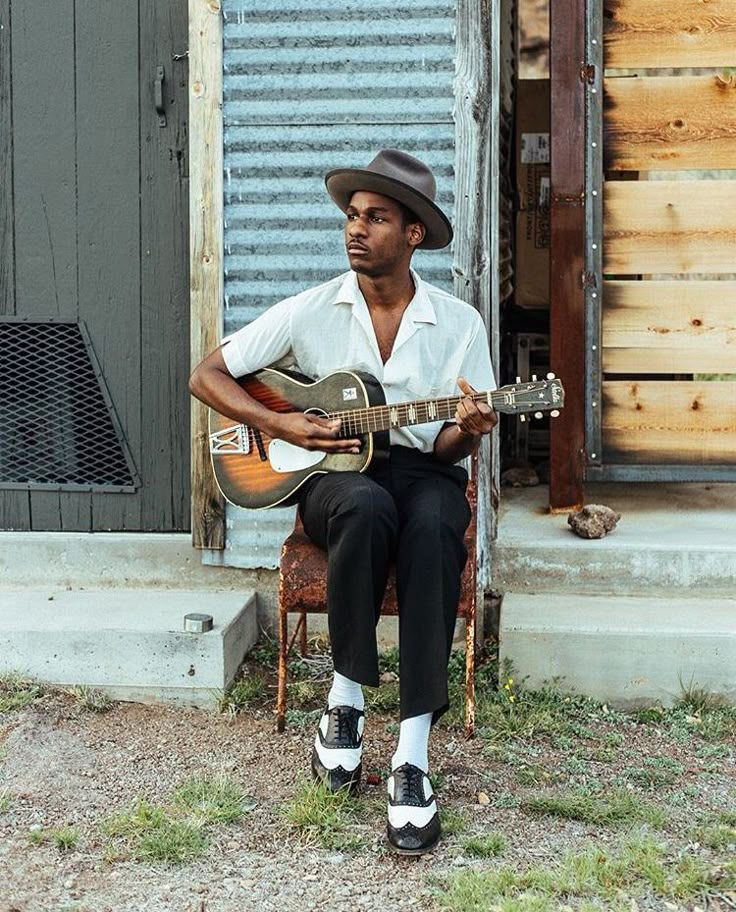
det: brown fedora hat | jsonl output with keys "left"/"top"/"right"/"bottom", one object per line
{"left": 325, "top": 149, "right": 453, "bottom": 250}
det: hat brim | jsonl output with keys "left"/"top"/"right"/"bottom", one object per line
{"left": 324, "top": 168, "right": 453, "bottom": 250}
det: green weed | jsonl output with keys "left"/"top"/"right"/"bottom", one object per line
{"left": 522, "top": 788, "right": 667, "bottom": 829}
{"left": 287, "top": 679, "right": 323, "bottom": 708}
{"left": 0, "top": 673, "right": 44, "bottom": 713}
{"left": 67, "top": 685, "right": 113, "bottom": 714}
{"left": 0, "top": 788, "right": 11, "bottom": 813}
{"left": 378, "top": 646, "right": 400, "bottom": 677}
{"left": 281, "top": 780, "right": 367, "bottom": 851}
{"left": 285, "top": 708, "right": 323, "bottom": 728}
{"left": 216, "top": 674, "right": 268, "bottom": 714}
{"left": 440, "top": 808, "right": 467, "bottom": 837}
{"left": 364, "top": 682, "right": 401, "bottom": 712}
{"left": 462, "top": 831, "right": 509, "bottom": 858}
{"left": 173, "top": 775, "right": 254, "bottom": 825}
{"left": 625, "top": 756, "right": 684, "bottom": 789}
{"left": 50, "top": 826, "right": 80, "bottom": 851}
{"left": 101, "top": 799, "right": 207, "bottom": 864}
{"left": 438, "top": 834, "right": 736, "bottom": 911}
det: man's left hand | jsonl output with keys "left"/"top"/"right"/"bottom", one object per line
{"left": 455, "top": 377, "right": 497, "bottom": 439}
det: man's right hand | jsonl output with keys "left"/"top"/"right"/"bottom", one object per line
{"left": 270, "top": 412, "right": 362, "bottom": 454}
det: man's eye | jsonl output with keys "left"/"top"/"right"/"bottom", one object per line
{"left": 371, "top": 216, "right": 384, "bottom": 223}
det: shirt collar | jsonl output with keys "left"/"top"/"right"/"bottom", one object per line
{"left": 335, "top": 269, "right": 437, "bottom": 326}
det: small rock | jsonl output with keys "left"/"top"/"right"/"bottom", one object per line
{"left": 477, "top": 791, "right": 490, "bottom": 806}
{"left": 567, "top": 504, "right": 621, "bottom": 539}
{"left": 501, "top": 466, "right": 539, "bottom": 487}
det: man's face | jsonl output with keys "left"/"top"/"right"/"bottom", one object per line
{"left": 344, "top": 191, "right": 421, "bottom": 277}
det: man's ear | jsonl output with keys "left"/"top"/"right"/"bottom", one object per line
{"left": 407, "top": 221, "right": 425, "bottom": 249}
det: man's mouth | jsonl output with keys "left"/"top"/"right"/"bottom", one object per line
{"left": 347, "top": 243, "right": 368, "bottom": 254}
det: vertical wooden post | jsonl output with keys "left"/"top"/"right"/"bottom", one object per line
{"left": 189, "top": 0, "right": 225, "bottom": 548}
{"left": 549, "top": 0, "right": 586, "bottom": 511}
{"left": 454, "top": 0, "right": 500, "bottom": 599}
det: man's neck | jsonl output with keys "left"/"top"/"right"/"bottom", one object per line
{"left": 356, "top": 269, "right": 415, "bottom": 313}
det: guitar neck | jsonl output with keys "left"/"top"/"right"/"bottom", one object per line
{"left": 331, "top": 391, "right": 497, "bottom": 437}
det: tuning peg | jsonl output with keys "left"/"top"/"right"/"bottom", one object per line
{"left": 535, "top": 411, "right": 543, "bottom": 419}
{"left": 531, "top": 374, "right": 538, "bottom": 382}
{"left": 515, "top": 376, "right": 521, "bottom": 384}
{"left": 519, "top": 414, "right": 527, "bottom": 422}
{"left": 550, "top": 409, "right": 560, "bottom": 418}
{"left": 547, "top": 372, "right": 556, "bottom": 380}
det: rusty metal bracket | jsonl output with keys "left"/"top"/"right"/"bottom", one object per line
{"left": 552, "top": 191, "right": 586, "bottom": 207}
{"left": 582, "top": 270, "right": 598, "bottom": 289}
{"left": 580, "top": 62, "right": 596, "bottom": 84}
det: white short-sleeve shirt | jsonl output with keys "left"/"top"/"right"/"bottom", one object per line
{"left": 221, "top": 269, "right": 496, "bottom": 453}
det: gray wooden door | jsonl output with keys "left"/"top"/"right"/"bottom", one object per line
{"left": 0, "top": 0, "right": 190, "bottom": 531}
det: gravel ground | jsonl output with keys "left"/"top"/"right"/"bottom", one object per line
{"left": 1, "top": 675, "right": 735, "bottom": 912}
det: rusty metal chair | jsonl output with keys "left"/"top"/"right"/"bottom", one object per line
{"left": 276, "top": 458, "right": 479, "bottom": 737}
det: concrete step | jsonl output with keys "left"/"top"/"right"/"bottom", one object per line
{"left": 500, "top": 592, "right": 736, "bottom": 708}
{"left": 493, "top": 484, "right": 736, "bottom": 597}
{"left": 0, "top": 532, "right": 256, "bottom": 591}
{"left": 0, "top": 589, "right": 259, "bottom": 706}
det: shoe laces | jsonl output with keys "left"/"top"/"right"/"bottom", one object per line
{"left": 330, "top": 706, "right": 360, "bottom": 747}
{"left": 395, "top": 764, "right": 426, "bottom": 805}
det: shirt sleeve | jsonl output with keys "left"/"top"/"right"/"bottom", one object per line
{"left": 458, "top": 313, "right": 497, "bottom": 394}
{"left": 220, "top": 296, "right": 295, "bottom": 378}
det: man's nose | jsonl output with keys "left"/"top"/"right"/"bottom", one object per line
{"left": 348, "top": 216, "right": 367, "bottom": 236}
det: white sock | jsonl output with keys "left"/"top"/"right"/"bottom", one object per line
{"left": 391, "top": 713, "right": 432, "bottom": 773}
{"left": 327, "top": 671, "right": 364, "bottom": 711}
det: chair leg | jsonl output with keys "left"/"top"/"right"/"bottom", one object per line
{"left": 299, "top": 611, "right": 308, "bottom": 657}
{"left": 276, "top": 603, "right": 289, "bottom": 733}
{"left": 464, "top": 600, "right": 476, "bottom": 739}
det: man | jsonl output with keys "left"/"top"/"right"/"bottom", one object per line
{"left": 190, "top": 149, "right": 496, "bottom": 854}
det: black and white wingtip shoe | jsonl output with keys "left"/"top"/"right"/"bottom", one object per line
{"left": 387, "top": 763, "right": 441, "bottom": 855}
{"left": 311, "top": 705, "right": 364, "bottom": 794}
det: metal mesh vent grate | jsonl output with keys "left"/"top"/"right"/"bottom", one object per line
{"left": 0, "top": 321, "right": 137, "bottom": 489}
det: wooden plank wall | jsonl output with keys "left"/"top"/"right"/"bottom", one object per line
{"left": 188, "top": 0, "right": 225, "bottom": 549}
{"left": 600, "top": 0, "right": 736, "bottom": 469}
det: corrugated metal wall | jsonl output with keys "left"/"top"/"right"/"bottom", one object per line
{"left": 211, "top": 0, "right": 459, "bottom": 569}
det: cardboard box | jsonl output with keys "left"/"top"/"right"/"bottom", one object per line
{"left": 515, "top": 79, "right": 550, "bottom": 309}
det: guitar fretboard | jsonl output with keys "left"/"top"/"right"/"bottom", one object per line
{"left": 330, "top": 392, "right": 495, "bottom": 437}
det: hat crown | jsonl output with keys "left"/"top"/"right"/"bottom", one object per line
{"left": 363, "top": 149, "right": 437, "bottom": 203}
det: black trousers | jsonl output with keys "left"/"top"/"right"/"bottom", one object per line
{"left": 298, "top": 446, "right": 471, "bottom": 723}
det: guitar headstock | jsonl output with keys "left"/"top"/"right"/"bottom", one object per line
{"left": 491, "top": 374, "right": 565, "bottom": 420}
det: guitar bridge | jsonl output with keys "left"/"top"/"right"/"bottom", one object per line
{"left": 209, "top": 424, "right": 250, "bottom": 454}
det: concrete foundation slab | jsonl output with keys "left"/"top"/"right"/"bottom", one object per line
{"left": 493, "top": 483, "right": 736, "bottom": 596}
{"left": 0, "top": 589, "right": 258, "bottom": 706}
{"left": 500, "top": 592, "right": 736, "bottom": 708}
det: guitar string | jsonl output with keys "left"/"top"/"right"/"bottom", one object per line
{"left": 328, "top": 390, "right": 508, "bottom": 436}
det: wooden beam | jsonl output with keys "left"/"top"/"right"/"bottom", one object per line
{"left": 603, "top": 381, "right": 736, "bottom": 464}
{"left": 604, "top": 75, "right": 736, "bottom": 172}
{"left": 454, "top": 0, "right": 499, "bottom": 571}
{"left": 549, "top": 0, "right": 585, "bottom": 511}
{"left": 604, "top": 0, "right": 736, "bottom": 69}
{"left": 189, "top": 0, "right": 225, "bottom": 549}
{"left": 604, "top": 180, "right": 736, "bottom": 275}
{"left": 603, "top": 280, "right": 736, "bottom": 373}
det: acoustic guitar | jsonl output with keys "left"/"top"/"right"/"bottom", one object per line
{"left": 208, "top": 367, "right": 564, "bottom": 509}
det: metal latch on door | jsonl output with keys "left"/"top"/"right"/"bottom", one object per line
{"left": 154, "top": 65, "right": 166, "bottom": 127}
